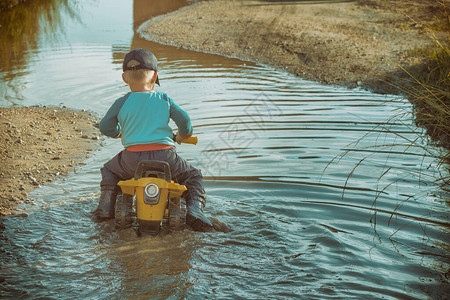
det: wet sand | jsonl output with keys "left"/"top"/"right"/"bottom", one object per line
{"left": 139, "top": 0, "right": 445, "bottom": 92}
{"left": 0, "top": 107, "right": 99, "bottom": 216}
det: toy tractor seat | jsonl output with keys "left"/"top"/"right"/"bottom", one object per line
{"left": 134, "top": 160, "right": 172, "bottom": 182}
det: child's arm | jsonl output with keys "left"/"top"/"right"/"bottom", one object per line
{"left": 99, "top": 94, "right": 129, "bottom": 138}
{"left": 169, "top": 98, "right": 193, "bottom": 138}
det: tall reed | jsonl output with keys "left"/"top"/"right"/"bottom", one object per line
{"left": 324, "top": 1, "right": 449, "bottom": 230}
{"left": 395, "top": 1, "right": 450, "bottom": 154}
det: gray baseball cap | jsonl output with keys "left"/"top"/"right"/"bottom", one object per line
{"left": 123, "top": 48, "right": 160, "bottom": 86}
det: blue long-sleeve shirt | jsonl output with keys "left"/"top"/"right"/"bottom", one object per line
{"left": 99, "top": 91, "right": 192, "bottom": 148}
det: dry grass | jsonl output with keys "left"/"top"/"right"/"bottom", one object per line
{"left": 386, "top": 1, "right": 449, "bottom": 158}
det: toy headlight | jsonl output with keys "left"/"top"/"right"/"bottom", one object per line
{"left": 144, "top": 184, "right": 159, "bottom": 198}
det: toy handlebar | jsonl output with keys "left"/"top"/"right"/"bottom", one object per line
{"left": 180, "top": 136, "right": 198, "bottom": 145}
{"left": 173, "top": 133, "right": 198, "bottom": 145}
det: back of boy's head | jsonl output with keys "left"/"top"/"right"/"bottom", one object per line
{"left": 124, "top": 63, "right": 154, "bottom": 83}
{"left": 123, "top": 49, "right": 160, "bottom": 85}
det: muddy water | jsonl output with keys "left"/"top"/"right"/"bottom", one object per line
{"left": 0, "top": 0, "right": 449, "bottom": 298}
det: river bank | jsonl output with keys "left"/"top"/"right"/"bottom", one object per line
{"left": 0, "top": 107, "right": 99, "bottom": 216}
{"left": 139, "top": 0, "right": 446, "bottom": 93}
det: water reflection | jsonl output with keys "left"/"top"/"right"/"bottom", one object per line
{"left": 133, "top": 0, "right": 188, "bottom": 30}
{"left": 111, "top": 230, "right": 194, "bottom": 298}
{"left": 0, "top": 0, "right": 77, "bottom": 74}
{"left": 0, "top": 0, "right": 78, "bottom": 104}
{"left": 110, "top": 0, "right": 189, "bottom": 67}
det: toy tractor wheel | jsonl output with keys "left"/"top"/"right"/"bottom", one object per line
{"left": 115, "top": 193, "right": 133, "bottom": 230}
{"left": 168, "top": 198, "right": 186, "bottom": 232}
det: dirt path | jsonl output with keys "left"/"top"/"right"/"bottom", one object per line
{"left": 139, "top": 0, "right": 446, "bottom": 92}
{"left": 0, "top": 107, "right": 99, "bottom": 216}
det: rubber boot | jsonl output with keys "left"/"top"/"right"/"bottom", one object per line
{"left": 92, "top": 187, "right": 118, "bottom": 221}
{"left": 186, "top": 198, "right": 213, "bottom": 232}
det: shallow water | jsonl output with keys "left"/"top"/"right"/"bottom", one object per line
{"left": 0, "top": 0, "right": 449, "bottom": 298}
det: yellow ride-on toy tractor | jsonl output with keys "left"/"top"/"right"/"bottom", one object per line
{"left": 114, "top": 135, "right": 198, "bottom": 235}
{"left": 115, "top": 160, "right": 187, "bottom": 235}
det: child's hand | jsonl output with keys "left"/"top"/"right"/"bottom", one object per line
{"left": 175, "top": 132, "right": 183, "bottom": 144}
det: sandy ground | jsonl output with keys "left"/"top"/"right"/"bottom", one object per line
{"left": 140, "top": 0, "right": 447, "bottom": 92}
{"left": 0, "top": 107, "right": 99, "bottom": 216}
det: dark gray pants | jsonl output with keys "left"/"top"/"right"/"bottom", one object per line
{"left": 100, "top": 147, "right": 206, "bottom": 205}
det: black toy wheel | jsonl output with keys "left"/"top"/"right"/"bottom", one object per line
{"left": 168, "top": 198, "right": 186, "bottom": 232}
{"left": 115, "top": 193, "right": 133, "bottom": 230}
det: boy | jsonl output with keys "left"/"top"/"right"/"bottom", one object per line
{"left": 93, "top": 48, "right": 213, "bottom": 232}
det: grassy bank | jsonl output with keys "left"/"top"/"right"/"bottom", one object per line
{"left": 392, "top": 1, "right": 449, "bottom": 154}
{"left": 377, "top": 1, "right": 450, "bottom": 195}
